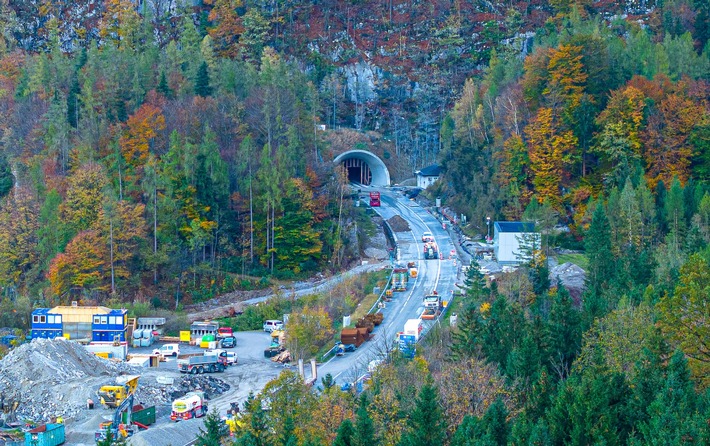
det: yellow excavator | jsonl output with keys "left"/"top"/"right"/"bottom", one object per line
{"left": 97, "top": 375, "right": 140, "bottom": 409}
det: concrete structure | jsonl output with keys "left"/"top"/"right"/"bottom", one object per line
{"left": 493, "top": 221, "right": 540, "bottom": 265}
{"left": 415, "top": 164, "right": 441, "bottom": 189}
{"left": 333, "top": 150, "right": 390, "bottom": 186}
{"left": 190, "top": 321, "right": 219, "bottom": 342}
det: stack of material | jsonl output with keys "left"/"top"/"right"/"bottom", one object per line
{"left": 364, "top": 313, "right": 384, "bottom": 326}
{"left": 271, "top": 350, "right": 291, "bottom": 363}
{"left": 340, "top": 328, "right": 368, "bottom": 347}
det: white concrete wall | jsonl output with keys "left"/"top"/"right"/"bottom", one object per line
{"left": 417, "top": 175, "right": 439, "bottom": 189}
{"left": 495, "top": 232, "right": 540, "bottom": 264}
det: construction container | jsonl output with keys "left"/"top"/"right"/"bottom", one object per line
{"left": 24, "top": 423, "right": 65, "bottom": 446}
{"left": 122, "top": 405, "right": 156, "bottom": 427}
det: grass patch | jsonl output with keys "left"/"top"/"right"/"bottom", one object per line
{"left": 347, "top": 292, "right": 382, "bottom": 327}
{"left": 556, "top": 253, "right": 589, "bottom": 270}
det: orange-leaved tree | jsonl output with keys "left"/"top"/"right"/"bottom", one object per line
{"left": 120, "top": 103, "right": 165, "bottom": 190}
{"left": 48, "top": 230, "right": 108, "bottom": 298}
{"left": 208, "top": 0, "right": 245, "bottom": 59}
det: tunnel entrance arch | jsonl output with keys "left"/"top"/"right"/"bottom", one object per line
{"left": 333, "top": 150, "right": 391, "bottom": 186}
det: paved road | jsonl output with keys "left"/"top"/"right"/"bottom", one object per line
{"left": 317, "top": 188, "right": 460, "bottom": 386}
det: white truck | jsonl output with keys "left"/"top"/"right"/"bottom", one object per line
{"left": 403, "top": 318, "right": 423, "bottom": 342}
{"left": 170, "top": 391, "right": 208, "bottom": 421}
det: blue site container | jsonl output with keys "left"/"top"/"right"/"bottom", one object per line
{"left": 24, "top": 423, "right": 65, "bottom": 446}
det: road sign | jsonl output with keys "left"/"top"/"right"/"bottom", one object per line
{"left": 399, "top": 334, "right": 416, "bottom": 359}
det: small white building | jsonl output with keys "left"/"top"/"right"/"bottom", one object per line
{"left": 493, "top": 221, "right": 541, "bottom": 265}
{"left": 414, "top": 164, "right": 441, "bottom": 189}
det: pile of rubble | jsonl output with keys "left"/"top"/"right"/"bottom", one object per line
{"left": 386, "top": 215, "right": 410, "bottom": 233}
{"left": 0, "top": 338, "right": 139, "bottom": 421}
{"left": 0, "top": 338, "right": 231, "bottom": 423}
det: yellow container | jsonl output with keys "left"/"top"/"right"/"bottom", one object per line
{"left": 63, "top": 333, "right": 71, "bottom": 340}
{"left": 200, "top": 340, "right": 210, "bottom": 348}
{"left": 94, "top": 352, "right": 109, "bottom": 359}
{"left": 179, "top": 331, "right": 191, "bottom": 342}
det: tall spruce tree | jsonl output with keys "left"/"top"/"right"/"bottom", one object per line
{"left": 333, "top": 419, "right": 355, "bottom": 446}
{"left": 194, "top": 61, "right": 213, "bottom": 97}
{"left": 0, "top": 151, "right": 13, "bottom": 199}
{"left": 194, "top": 409, "right": 229, "bottom": 446}
{"left": 399, "top": 375, "right": 446, "bottom": 446}
{"left": 585, "top": 202, "right": 613, "bottom": 293}
{"left": 546, "top": 282, "right": 581, "bottom": 379}
{"left": 353, "top": 395, "right": 377, "bottom": 446}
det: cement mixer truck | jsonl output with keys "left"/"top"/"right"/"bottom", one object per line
{"left": 170, "top": 391, "right": 208, "bottom": 421}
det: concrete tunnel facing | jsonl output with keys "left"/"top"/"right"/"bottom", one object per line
{"left": 333, "top": 150, "right": 391, "bottom": 187}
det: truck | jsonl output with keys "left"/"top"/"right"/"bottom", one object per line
{"left": 369, "top": 191, "right": 381, "bottom": 207}
{"left": 421, "top": 293, "right": 442, "bottom": 320}
{"left": 217, "top": 326, "right": 233, "bottom": 339}
{"left": 25, "top": 423, "right": 65, "bottom": 446}
{"left": 97, "top": 375, "right": 140, "bottom": 409}
{"left": 170, "top": 391, "right": 208, "bottom": 421}
{"left": 423, "top": 242, "right": 438, "bottom": 260}
{"left": 391, "top": 266, "right": 409, "bottom": 291}
{"left": 403, "top": 318, "right": 423, "bottom": 343}
{"left": 177, "top": 353, "right": 227, "bottom": 374}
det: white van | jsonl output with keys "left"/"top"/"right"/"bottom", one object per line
{"left": 152, "top": 343, "right": 180, "bottom": 358}
{"left": 263, "top": 320, "right": 284, "bottom": 333}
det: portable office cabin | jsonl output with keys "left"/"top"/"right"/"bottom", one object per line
{"left": 30, "top": 308, "right": 64, "bottom": 339}
{"left": 48, "top": 305, "right": 112, "bottom": 340}
{"left": 190, "top": 321, "right": 219, "bottom": 343}
{"left": 493, "top": 221, "right": 540, "bottom": 265}
{"left": 91, "top": 309, "right": 128, "bottom": 342}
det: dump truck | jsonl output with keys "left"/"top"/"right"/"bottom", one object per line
{"left": 170, "top": 391, "right": 208, "bottom": 421}
{"left": 421, "top": 293, "right": 442, "bottom": 320}
{"left": 369, "top": 191, "right": 381, "bottom": 207}
{"left": 25, "top": 423, "right": 65, "bottom": 446}
{"left": 97, "top": 375, "right": 140, "bottom": 409}
{"left": 177, "top": 353, "right": 227, "bottom": 374}
{"left": 423, "top": 242, "right": 438, "bottom": 260}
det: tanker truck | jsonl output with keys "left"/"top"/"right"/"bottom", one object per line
{"left": 170, "top": 391, "right": 208, "bottom": 421}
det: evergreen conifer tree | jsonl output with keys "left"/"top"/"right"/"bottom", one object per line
{"left": 195, "top": 409, "right": 229, "bottom": 446}
{"left": 0, "top": 151, "right": 13, "bottom": 199}
{"left": 333, "top": 419, "right": 355, "bottom": 446}
{"left": 157, "top": 70, "right": 173, "bottom": 99}
{"left": 546, "top": 282, "right": 581, "bottom": 378}
{"left": 585, "top": 202, "right": 613, "bottom": 293}
{"left": 194, "top": 61, "right": 213, "bottom": 97}
{"left": 481, "top": 398, "right": 509, "bottom": 446}
{"left": 399, "top": 375, "right": 446, "bottom": 446}
{"left": 353, "top": 394, "right": 377, "bottom": 446}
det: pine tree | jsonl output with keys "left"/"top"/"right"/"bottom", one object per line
{"left": 353, "top": 395, "right": 377, "bottom": 446}
{"left": 0, "top": 151, "right": 13, "bottom": 199}
{"left": 399, "top": 375, "right": 446, "bottom": 446}
{"left": 157, "top": 70, "right": 173, "bottom": 99}
{"left": 585, "top": 202, "right": 613, "bottom": 294}
{"left": 546, "top": 282, "right": 581, "bottom": 379}
{"left": 194, "top": 61, "right": 213, "bottom": 97}
{"left": 481, "top": 398, "right": 509, "bottom": 446}
{"left": 195, "top": 409, "right": 229, "bottom": 446}
{"left": 279, "top": 415, "right": 297, "bottom": 446}
{"left": 333, "top": 419, "right": 355, "bottom": 446}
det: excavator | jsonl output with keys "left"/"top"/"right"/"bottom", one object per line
{"left": 97, "top": 375, "right": 140, "bottom": 408}
{"left": 94, "top": 379, "right": 150, "bottom": 444}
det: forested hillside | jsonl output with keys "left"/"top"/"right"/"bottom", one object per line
{"left": 0, "top": 0, "right": 709, "bottom": 444}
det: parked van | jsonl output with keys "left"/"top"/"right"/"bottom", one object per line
{"left": 263, "top": 320, "right": 284, "bottom": 333}
{"left": 206, "top": 349, "right": 238, "bottom": 365}
{"left": 153, "top": 343, "right": 180, "bottom": 358}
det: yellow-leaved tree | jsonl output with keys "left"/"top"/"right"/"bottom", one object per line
{"left": 285, "top": 306, "right": 333, "bottom": 362}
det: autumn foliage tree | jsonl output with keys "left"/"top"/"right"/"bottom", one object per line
{"left": 48, "top": 230, "right": 108, "bottom": 299}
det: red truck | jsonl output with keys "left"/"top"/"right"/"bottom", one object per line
{"left": 369, "top": 191, "right": 381, "bottom": 207}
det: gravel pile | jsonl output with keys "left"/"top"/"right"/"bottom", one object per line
{"left": 387, "top": 215, "right": 410, "bottom": 233}
{"left": 0, "top": 338, "right": 230, "bottom": 423}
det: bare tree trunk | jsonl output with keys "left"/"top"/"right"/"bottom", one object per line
{"left": 110, "top": 217, "right": 115, "bottom": 294}
{"left": 153, "top": 184, "right": 157, "bottom": 284}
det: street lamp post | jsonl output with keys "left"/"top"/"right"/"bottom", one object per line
{"left": 486, "top": 217, "right": 491, "bottom": 243}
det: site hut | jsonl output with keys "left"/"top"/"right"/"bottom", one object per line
{"left": 92, "top": 309, "right": 128, "bottom": 342}
{"left": 190, "top": 321, "right": 219, "bottom": 343}
{"left": 32, "top": 302, "right": 127, "bottom": 341}
{"left": 414, "top": 164, "right": 441, "bottom": 189}
{"left": 493, "top": 221, "right": 541, "bottom": 265}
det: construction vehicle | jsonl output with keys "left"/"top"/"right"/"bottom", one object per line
{"left": 369, "top": 191, "right": 381, "bottom": 207}
{"left": 423, "top": 242, "right": 438, "bottom": 260}
{"left": 421, "top": 231, "right": 434, "bottom": 242}
{"left": 170, "top": 391, "right": 208, "bottom": 421}
{"left": 95, "top": 392, "right": 144, "bottom": 443}
{"left": 177, "top": 353, "right": 228, "bottom": 374}
{"left": 421, "top": 292, "right": 442, "bottom": 320}
{"left": 205, "top": 348, "right": 238, "bottom": 365}
{"left": 391, "top": 266, "right": 409, "bottom": 291}
{"left": 97, "top": 375, "right": 140, "bottom": 409}
{"left": 408, "top": 261, "right": 418, "bottom": 278}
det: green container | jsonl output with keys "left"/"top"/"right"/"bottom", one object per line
{"left": 122, "top": 405, "right": 156, "bottom": 426}
{"left": 24, "top": 423, "right": 65, "bottom": 446}
{"left": 201, "top": 334, "right": 216, "bottom": 342}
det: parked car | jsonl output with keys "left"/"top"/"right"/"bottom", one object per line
{"left": 221, "top": 336, "right": 236, "bottom": 348}
{"left": 263, "top": 320, "right": 284, "bottom": 333}
{"left": 153, "top": 343, "right": 180, "bottom": 358}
